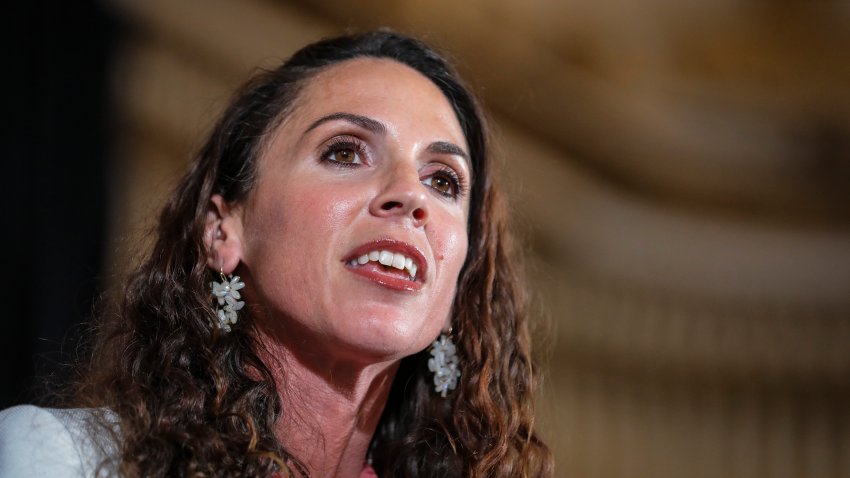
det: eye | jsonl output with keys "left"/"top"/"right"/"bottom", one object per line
{"left": 321, "top": 139, "right": 365, "bottom": 166}
{"left": 423, "top": 169, "right": 462, "bottom": 198}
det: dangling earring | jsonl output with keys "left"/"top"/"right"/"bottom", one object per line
{"left": 211, "top": 270, "right": 245, "bottom": 332}
{"left": 428, "top": 328, "right": 461, "bottom": 397}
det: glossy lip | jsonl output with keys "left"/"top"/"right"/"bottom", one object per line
{"left": 343, "top": 238, "right": 428, "bottom": 292}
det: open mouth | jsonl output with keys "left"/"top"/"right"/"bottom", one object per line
{"left": 347, "top": 250, "right": 418, "bottom": 280}
{"left": 343, "top": 239, "right": 427, "bottom": 291}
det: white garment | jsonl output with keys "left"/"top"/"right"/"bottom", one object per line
{"left": 0, "top": 405, "right": 118, "bottom": 477}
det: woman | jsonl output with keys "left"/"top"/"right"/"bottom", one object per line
{"left": 0, "top": 31, "right": 552, "bottom": 477}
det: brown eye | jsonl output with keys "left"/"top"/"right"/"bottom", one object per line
{"left": 423, "top": 171, "right": 460, "bottom": 198}
{"left": 321, "top": 139, "right": 365, "bottom": 166}
{"left": 332, "top": 148, "right": 357, "bottom": 163}
{"left": 431, "top": 176, "right": 452, "bottom": 195}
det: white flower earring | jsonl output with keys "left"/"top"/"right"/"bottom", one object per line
{"left": 428, "top": 328, "right": 461, "bottom": 397}
{"left": 211, "top": 270, "right": 245, "bottom": 332}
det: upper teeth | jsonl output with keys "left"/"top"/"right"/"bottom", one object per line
{"left": 350, "top": 250, "right": 418, "bottom": 280}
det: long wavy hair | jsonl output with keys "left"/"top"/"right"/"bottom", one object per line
{"left": 76, "top": 30, "right": 552, "bottom": 477}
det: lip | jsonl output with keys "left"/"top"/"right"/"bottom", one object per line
{"left": 343, "top": 238, "right": 428, "bottom": 292}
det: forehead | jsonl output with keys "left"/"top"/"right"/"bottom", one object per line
{"left": 283, "top": 57, "right": 467, "bottom": 146}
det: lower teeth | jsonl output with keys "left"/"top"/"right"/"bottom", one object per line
{"left": 348, "top": 261, "right": 414, "bottom": 280}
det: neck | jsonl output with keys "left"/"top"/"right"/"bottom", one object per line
{"left": 256, "top": 328, "right": 399, "bottom": 478}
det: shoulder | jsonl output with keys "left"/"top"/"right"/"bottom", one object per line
{"left": 0, "top": 405, "right": 119, "bottom": 477}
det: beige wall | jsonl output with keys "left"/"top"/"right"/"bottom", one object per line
{"left": 102, "top": 1, "right": 850, "bottom": 476}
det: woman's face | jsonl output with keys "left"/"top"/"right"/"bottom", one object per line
{"left": 236, "top": 58, "right": 471, "bottom": 363}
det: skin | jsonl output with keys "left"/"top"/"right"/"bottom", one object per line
{"left": 205, "top": 58, "right": 471, "bottom": 477}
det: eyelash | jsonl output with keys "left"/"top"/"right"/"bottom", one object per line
{"left": 427, "top": 165, "right": 466, "bottom": 199}
{"left": 319, "top": 137, "right": 467, "bottom": 200}
{"left": 320, "top": 137, "right": 367, "bottom": 167}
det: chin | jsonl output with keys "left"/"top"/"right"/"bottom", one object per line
{"left": 329, "top": 310, "right": 440, "bottom": 362}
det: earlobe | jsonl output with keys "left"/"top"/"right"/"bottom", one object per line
{"left": 204, "top": 194, "right": 244, "bottom": 274}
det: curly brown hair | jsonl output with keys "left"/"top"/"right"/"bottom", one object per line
{"left": 75, "top": 31, "right": 552, "bottom": 477}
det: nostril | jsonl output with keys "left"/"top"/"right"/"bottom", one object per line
{"left": 381, "top": 201, "right": 402, "bottom": 211}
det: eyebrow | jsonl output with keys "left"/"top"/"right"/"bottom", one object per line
{"left": 427, "top": 141, "right": 469, "bottom": 163}
{"left": 304, "top": 112, "right": 386, "bottom": 135}
{"left": 304, "top": 111, "right": 470, "bottom": 166}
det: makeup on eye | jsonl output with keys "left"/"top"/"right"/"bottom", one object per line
{"left": 320, "top": 136, "right": 368, "bottom": 167}
{"left": 320, "top": 141, "right": 466, "bottom": 198}
{"left": 422, "top": 164, "right": 465, "bottom": 199}
{"left": 313, "top": 118, "right": 469, "bottom": 200}
{"left": 310, "top": 112, "right": 469, "bottom": 166}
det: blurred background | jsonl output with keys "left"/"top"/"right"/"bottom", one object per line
{"left": 6, "top": 0, "right": 850, "bottom": 476}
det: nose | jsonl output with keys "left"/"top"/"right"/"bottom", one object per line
{"left": 369, "top": 165, "right": 429, "bottom": 226}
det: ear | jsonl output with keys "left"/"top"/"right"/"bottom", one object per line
{"left": 203, "top": 194, "right": 244, "bottom": 275}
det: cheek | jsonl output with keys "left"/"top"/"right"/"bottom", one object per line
{"left": 433, "top": 217, "right": 470, "bottom": 291}
{"left": 442, "top": 211, "right": 469, "bottom": 263}
{"left": 243, "top": 183, "right": 367, "bottom": 321}
{"left": 445, "top": 227, "right": 469, "bottom": 265}
{"left": 322, "top": 190, "right": 362, "bottom": 232}
{"left": 428, "top": 225, "right": 468, "bottom": 332}
{"left": 253, "top": 182, "right": 362, "bottom": 242}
